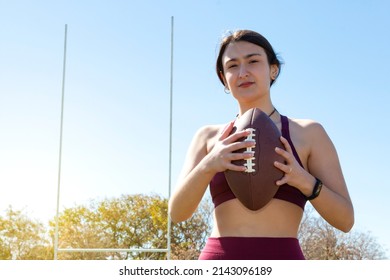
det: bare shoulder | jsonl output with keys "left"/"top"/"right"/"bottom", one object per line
{"left": 194, "top": 124, "right": 226, "bottom": 152}
{"left": 289, "top": 118, "right": 328, "bottom": 140}
{"left": 286, "top": 118, "right": 331, "bottom": 167}
{"left": 178, "top": 124, "right": 226, "bottom": 178}
{"left": 195, "top": 124, "right": 223, "bottom": 139}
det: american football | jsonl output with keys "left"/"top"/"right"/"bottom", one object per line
{"left": 224, "top": 108, "right": 284, "bottom": 211}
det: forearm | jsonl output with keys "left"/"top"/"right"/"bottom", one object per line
{"left": 168, "top": 160, "right": 215, "bottom": 223}
{"left": 300, "top": 122, "right": 354, "bottom": 232}
{"left": 309, "top": 181, "right": 354, "bottom": 232}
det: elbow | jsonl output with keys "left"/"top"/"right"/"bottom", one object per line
{"left": 169, "top": 210, "right": 190, "bottom": 224}
{"left": 168, "top": 201, "right": 190, "bottom": 223}
{"left": 168, "top": 202, "right": 179, "bottom": 223}
{"left": 168, "top": 208, "right": 180, "bottom": 223}
{"left": 328, "top": 206, "right": 354, "bottom": 233}
{"left": 339, "top": 219, "right": 354, "bottom": 233}
{"left": 339, "top": 210, "right": 355, "bottom": 233}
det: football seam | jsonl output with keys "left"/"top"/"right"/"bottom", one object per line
{"left": 250, "top": 109, "right": 255, "bottom": 209}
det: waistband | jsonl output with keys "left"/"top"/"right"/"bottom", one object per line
{"left": 199, "top": 237, "right": 305, "bottom": 260}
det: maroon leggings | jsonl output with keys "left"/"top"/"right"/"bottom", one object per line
{"left": 198, "top": 237, "right": 305, "bottom": 260}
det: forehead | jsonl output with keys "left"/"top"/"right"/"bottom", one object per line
{"left": 222, "top": 41, "right": 266, "bottom": 63}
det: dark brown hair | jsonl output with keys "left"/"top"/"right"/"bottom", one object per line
{"left": 216, "top": 30, "right": 282, "bottom": 86}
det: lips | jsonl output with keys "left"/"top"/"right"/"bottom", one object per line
{"left": 238, "top": 81, "right": 254, "bottom": 88}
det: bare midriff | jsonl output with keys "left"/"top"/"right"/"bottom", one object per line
{"left": 210, "top": 198, "right": 303, "bottom": 238}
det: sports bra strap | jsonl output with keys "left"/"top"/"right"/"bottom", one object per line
{"left": 281, "top": 115, "right": 303, "bottom": 167}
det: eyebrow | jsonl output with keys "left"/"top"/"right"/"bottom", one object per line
{"left": 224, "top": 53, "right": 263, "bottom": 64}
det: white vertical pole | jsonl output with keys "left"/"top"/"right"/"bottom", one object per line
{"left": 54, "top": 24, "right": 68, "bottom": 260}
{"left": 167, "top": 16, "right": 174, "bottom": 260}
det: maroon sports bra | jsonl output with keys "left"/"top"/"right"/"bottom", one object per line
{"left": 209, "top": 115, "right": 307, "bottom": 210}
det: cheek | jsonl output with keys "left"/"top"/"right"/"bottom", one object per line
{"left": 224, "top": 72, "right": 235, "bottom": 85}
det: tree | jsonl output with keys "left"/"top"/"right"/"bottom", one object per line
{"left": 0, "top": 207, "right": 52, "bottom": 260}
{"left": 95, "top": 194, "right": 169, "bottom": 260}
{"left": 170, "top": 197, "right": 213, "bottom": 260}
{"left": 2, "top": 195, "right": 386, "bottom": 260}
{"left": 298, "top": 206, "right": 387, "bottom": 260}
{"left": 50, "top": 194, "right": 212, "bottom": 260}
{"left": 49, "top": 204, "right": 109, "bottom": 260}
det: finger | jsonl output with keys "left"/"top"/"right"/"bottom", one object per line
{"left": 225, "top": 128, "right": 253, "bottom": 144}
{"left": 279, "top": 136, "right": 293, "bottom": 154}
{"left": 229, "top": 151, "right": 254, "bottom": 161}
{"left": 228, "top": 139, "right": 255, "bottom": 153}
{"left": 275, "top": 146, "right": 292, "bottom": 162}
{"left": 274, "top": 161, "right": 291, "bottom": 174}
{"left": 276, "top": 176, "right": 288, "bottom": 186}
{"left": 226, "top": 162, "right": 247, "bottom": 172}
{"left": 219, "top": 121, "right": 235, "bottom": 140}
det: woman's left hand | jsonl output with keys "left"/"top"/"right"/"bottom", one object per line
{"left": 273, "top": 136, "right": 314, "bottom": 195}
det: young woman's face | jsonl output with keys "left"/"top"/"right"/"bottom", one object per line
{"left": 221, "top": 41, "right": 278, "bottom": 101}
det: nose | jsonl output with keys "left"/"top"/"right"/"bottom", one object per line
{"left": 238, "top": 65, "right": 249, "bottom": 78}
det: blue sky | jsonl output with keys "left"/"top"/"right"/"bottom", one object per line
{"left": 0, "top": 0, "right": 389, "bottom": 257}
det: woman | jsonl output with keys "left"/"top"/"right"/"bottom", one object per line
{"left": 168, "top": 30, "right": 354, "bottom": 260}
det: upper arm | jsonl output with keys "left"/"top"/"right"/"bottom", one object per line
{"left": 177, "top": 125, "right": 219, "bottom": 182}
{"left": 169, "top": 125, "right": 221, "bottom": 222}
{"left": 307, "top": 122, "right": 351, "bottom": 201}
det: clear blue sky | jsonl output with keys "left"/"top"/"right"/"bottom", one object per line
{"left": 1, "top": 0, "right": 389, "bottom": 257}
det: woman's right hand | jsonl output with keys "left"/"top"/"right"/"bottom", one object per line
{"left": 169, "top": 121, "right": 255, "bottom": 222}
{"left": 205, "top": 121, "right": 256, "bottom": 173}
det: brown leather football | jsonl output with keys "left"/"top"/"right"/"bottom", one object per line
{"left": 224, "top": 108, "right": 284, "bottom": 210}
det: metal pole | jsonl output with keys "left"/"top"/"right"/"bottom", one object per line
{"left": 166, "top": 16, "right": 174, "bottom": 260}
{"left": 54, "top": 24, "right": 68, "bottom": 260}
{"left": 53, "top": 19, "right": 174, "bottom": 260}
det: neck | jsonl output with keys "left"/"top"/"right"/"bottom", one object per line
{"left": 238, "top": 104, "right": 276, "bottom": 118}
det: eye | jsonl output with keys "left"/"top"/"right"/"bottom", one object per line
{"left": 249, "top": 60, "right": 259, "bottom": 64}
{"left": 227, "top": 64, "right": 237, "bottom": 69}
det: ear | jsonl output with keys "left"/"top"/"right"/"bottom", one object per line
{"left": 270, "top": 64, "right": 279, "bottom": 80}
{"left": 219, "top": 71, "right": 228, "bottom": 87}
